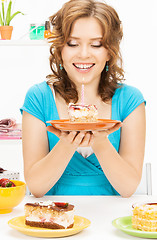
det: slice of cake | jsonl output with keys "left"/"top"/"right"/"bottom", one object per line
{"left": 68, "top": 103, "right": 98, "bottom": 122}
{"left": 132, "top": 203, "right": 157, "bottom": 231}
{"left": 24, "top": 201, "right": 75, "bottom": 229}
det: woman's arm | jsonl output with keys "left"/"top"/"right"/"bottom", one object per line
{"left": 22, "top": 111, "right": 93, "bottom": 197}
{"left": 92, "top": 102, "right": 146, "bottom": 197}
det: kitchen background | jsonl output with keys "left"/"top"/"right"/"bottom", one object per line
{"left": 0, "top": 0, "right": 157, "bottom": 194}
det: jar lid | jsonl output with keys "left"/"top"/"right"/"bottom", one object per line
{"left": 30, "top": 23, "right": 45, "bottom": 27}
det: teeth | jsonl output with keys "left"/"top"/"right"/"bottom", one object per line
{"left": 74, "top": 63, "right": 94, "bottom": 69}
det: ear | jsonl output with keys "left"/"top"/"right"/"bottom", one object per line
{"left": 106, "top": 51, "right": 111, "bottom": 62}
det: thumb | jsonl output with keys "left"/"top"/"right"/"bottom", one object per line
{"left": 107, "top": 122, "right": 123, "bottom": 135}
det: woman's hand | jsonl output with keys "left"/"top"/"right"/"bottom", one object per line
{"left": 46, "top": 125, "right": 94, "bottom": 148}
{"left": 46, "top": 121, "right": 122, "bottom": 148}
{"left": 92, "top": 121, "right": 122, "bottom": 141}
{"left": 46, "top": 125, "right": 62, "bottom": 138}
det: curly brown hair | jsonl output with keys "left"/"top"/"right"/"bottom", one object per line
{"left": 47, "top": 0, "right": 124, "bottom": 103}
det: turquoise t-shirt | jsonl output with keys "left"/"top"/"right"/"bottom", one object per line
{"left": 20, "top": 81, "right": 145, "bottom": 195}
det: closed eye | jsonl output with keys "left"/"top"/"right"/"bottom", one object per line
{"left": 91, "top": 43, "right": 102, "bottom": 48}
{"left": 67, "top": 41, "right": 78, "bottom": 47}
{"left": 91, "top": 45, "right": 102, "bottom": 48}
{"left": 91, "top": 40, "right": 103, "bottom": 48}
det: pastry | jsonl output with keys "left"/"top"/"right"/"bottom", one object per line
{"left": 68, "top": 103, "right": 98, "bottom": 122}
{"left": 132, "top": 203, "right": 157, "bottom": 231}
{"left": 24, "top": 201, "right": 75, "bottom": 229}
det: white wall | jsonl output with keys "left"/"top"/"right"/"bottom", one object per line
{"left": 0, "top": 0, "right": 157, "bottom": 193}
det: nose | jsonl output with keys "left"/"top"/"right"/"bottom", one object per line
{"left": 78, "top": 44, "right": 90, "bottom": 59}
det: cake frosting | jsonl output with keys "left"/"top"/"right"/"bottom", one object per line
{"left": 68, "top": 103, "right": 98, "bottom": 122}
{"left": 24, "top": 201, "right": 75, "bottom": 229}
{"left": 132, "top": 203, "right": 157, "bottom": 231}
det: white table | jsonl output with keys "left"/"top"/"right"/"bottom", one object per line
{"left": 1, "top": 195, "right": 157, "bottom": 240}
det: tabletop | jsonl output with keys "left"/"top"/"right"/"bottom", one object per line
{"left": 1, "top": 194, "right": 157, "bottom": 240}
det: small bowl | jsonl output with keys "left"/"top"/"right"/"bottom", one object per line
{"left": 0, "top": 180, "right": 26, "bottom": 214}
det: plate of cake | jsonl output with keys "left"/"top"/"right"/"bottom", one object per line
{"left": 47, "top": 103, "right": 120, "bottom": 131}
{"left": 112, "top": 202, "right": 157, "bottom": 238}
{"left": 8, "top": 201, "right": 91, "bottom": 238}
{"left": 47, "top": 119, "right": 120, "bottom": 131}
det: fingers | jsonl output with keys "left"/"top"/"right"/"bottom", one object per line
{"left": 79, "top": 132, "right": 93, "bottom": 147}
{"left": 47, "top": 126, "right": 92, "bottom": 147}
{"left": 60, "top": 131, "right": 93, "bottom": 147}
{"left": 61, "top": 131, "right": 78, "bottom": 144}
{"left": 92, "top": 122, "right": 123, "bottom": 141}
{"left": 72, "top": 132, "right": 89, "bottom": 146}
{"left": 47, "top": 122, "right": 123, "bottom": 147}
{"left": 46, "top": 126, "right": 62, "bottom": 138}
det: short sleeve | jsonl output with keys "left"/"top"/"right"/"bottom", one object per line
{"left": 119, "top": 84, "right": 146, "bottom": 121}
{"left": 20, "top": 84, "right": 45, "bottom": 122}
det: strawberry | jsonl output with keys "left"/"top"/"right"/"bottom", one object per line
{"left": 0, "top": 179, "right": 16, "bottom": 187}
{"left": 39, "top": 217, "right": 46, "bottom": 222}
{"left": 9, "top": 181, "right": 16, "bottom": 187}
{"left": 0, "top": 178, "right": 8, "bottom": 186}
{"left": 50, "top": 218, "right": 54, "bottom": 223}
{"left": 1, "top": 179, "right": 10, "bottom": 187}
{"left": 54, "top": 202, "right": 69, "bottom": 208}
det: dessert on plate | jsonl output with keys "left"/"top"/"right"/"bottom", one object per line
{"left": 24, "top": 201, "right": 75, "bottom": 229}
{"left": 132, "top": 203, "right": 157, "bottom": 231}
{"left": 68, "top": 103, "right": 98, "bottom": 122}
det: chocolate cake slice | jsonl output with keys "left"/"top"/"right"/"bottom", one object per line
{"left": 24, "top": 201, "right": 75, "bottom": 229}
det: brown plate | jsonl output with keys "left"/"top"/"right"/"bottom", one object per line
{"left": 47, "top": 119, "right": 121, "bottom": 131}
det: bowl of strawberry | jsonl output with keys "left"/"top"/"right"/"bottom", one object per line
{"left": 0, "top": 178, "right": 16, "bottom": 188}
{"left": 0, "top": 178, "right": 26, "bottom": 214}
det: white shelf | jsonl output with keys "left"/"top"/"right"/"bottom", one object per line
{"left": 0, "top": 139, "right": 22, "bottom": 143}
{"left": 0, "top": 40, "right": 49, "bottom": 46}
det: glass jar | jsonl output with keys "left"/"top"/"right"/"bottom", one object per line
{"left": 29, "top": 24, "right": 45, "bottom": 40}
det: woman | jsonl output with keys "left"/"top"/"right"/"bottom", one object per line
{"left": 21, "top": 0, "right": 146, "bottom": 197}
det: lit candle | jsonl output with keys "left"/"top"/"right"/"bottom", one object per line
{"left": 81, "top": 84, "right": 84, "bottom": 106}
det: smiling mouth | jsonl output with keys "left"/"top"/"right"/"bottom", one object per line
{"left": 73, "top": 63, "right": 95, "bottom": 70}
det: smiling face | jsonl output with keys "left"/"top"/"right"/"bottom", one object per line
{"left": 61, "top": 17, "right": 110, "bottom": 87}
